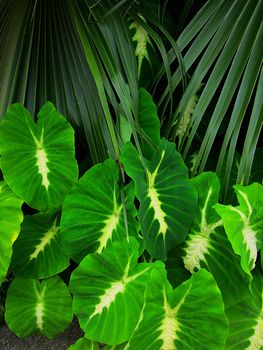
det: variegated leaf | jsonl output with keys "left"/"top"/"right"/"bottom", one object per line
{"left": 182, "top": 172, "right": 248, "bottom": 306}
{"left": 0, "top": 103, "right": 78, "bottom": 211}
{"left": 5, "top": 276, "right": 73, "bottom": 339}
{"left": 70, "top": 238, "right": 159, "bottom": 345}
{"left": 61, "top": 159, "right": 139, "bottom": 262}
{"left": 215, "top": 182, "right": 263, "bottom": 276}
{"left": 121, "top": 139, "right": 197, "bottom": 259}
{"left": 226, "top": 268, "right": 263, "bottom": 349}
{"left": 125, "top": 268, "right": 228, "bottom": 350}
{"left": 11, "top": 211, "right": 69, "bottom": 279}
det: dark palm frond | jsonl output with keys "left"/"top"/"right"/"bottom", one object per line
{"left": 155, "top": 0, "right": 263, "bottom": 199}
{"left": 0, "top": 0, "right": 122, "bottom": 163}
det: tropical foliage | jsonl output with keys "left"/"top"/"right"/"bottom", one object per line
{"left": 0, "top": 0, "right": 262, "bottom": 349}
{"left": 0, "top": 101, "right": 262, "bottom": 349}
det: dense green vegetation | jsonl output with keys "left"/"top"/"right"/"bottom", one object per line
{"left": 0, "top": 1, "right": 262, "bottom": 349}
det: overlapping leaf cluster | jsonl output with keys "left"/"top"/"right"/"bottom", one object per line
{"left": 0, "top": 95, "right": 262, "bottom": 349}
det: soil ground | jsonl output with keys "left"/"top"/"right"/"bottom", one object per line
{"left": 0, "top": 318, "right": 83, "bottom": 350}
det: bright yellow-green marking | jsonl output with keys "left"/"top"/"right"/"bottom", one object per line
{"left": 90, "top": 281, "right": 124, "bottom": 319}
{"left": 158, "top": 293, "right": 178, "bottom": 350}
{"left": 90, "top": 258, "right": 150, "bottom": 320}
{"left": 34, "top": 282, "right": 46, "bottom": 330}
{"left": 183, "top": 187, "right": 222, "bottom": 272}
{"left": 31, "top": 128, "right": 50, "bottom": 190}
{"left": 229, "top": 205, "right": 257, "bottom": 270}
{"left": 97, "top": 191, "right": 122, "bottom": 254}
{"left": 248, "top": 313, "right": 263, "bottom": 350}
{"left": 36, "top": 302, "right": 44, "bottom": 330}
{"left": 158, "top": 284, "right": 192, "bottom": 349}
{"left": 147, "top": 150, "right": 168, "bottom": 236}
{"left": 29, "top": 220, "right": 59, "bottom": 260}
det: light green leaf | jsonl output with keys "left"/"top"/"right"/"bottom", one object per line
{"left": 125, "top": 268, "right": 228, "bottom": 350}
{"left": 182, "top": 172, "right": 248, "bottom": 306}
{"left": 70, "top": 238, "right": 159, "bottom": 345}
{"left": 61, "top": 159, "right": 139, "bottom": 263}
{"left": 215, "top": 182, "right": 263, "bottom": 276}
{"left": 121, "top": 139, "right": 197, "bottom": 259}
{"left": 11, "top": 212, "right": 69, "bottom": 279}
{"left": 130, "top": 18, "right": 152, "bottom": 78}
{"left": 119, "top": 114, "right": 132, "bottom": 144}
{"left": 0, "top": 102, "right": 78, "bottom": 211}
{"left": 226, "top": 268, "right": 263, "bottom": 349}
{"left": 67, "top": 337, "right": 99, "bottom": 350}
{"left": 0, "top": 181, "right": 23, "bottom": 286}
{"left": 5, "top": 276, "right": 73, "bottom": 339}
{"left": 138, "top": 88, "right": 160, "bottom": 160}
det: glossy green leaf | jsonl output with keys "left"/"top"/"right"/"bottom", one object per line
{"left": 125, "top": 268, "right": 228, "bottom": 350}
{"left": 11, "top": 212, "right": 69, "bottom": 279}
{"left": 138, "top": 88, "right": 160, "bottom": 160}
{"left": 67, "top": 337, "right": 99, "bottom": 350}
{"left": 121, "top": 139, "right": 197, "bottom": 259}
{"left": 182, "top": 172, "right": 248, "bottom": 306}
{"left": 215, "top": 182, "right": 263, "bottom": 276}
{"left": 0, "top": 181, "right": 23, "bottom": 286}
{"left": 5, "top": 276, "right": 73, "bottom": 339}
{"left": 70, "top": 238, "right": 159, "bottom": 345}
{"left": 226, "top": 268, "right": 263, "bottom": 349}
{"left": 61, "top": 159, "right": 139, "bottom": 263}
{"left": 0, "top": 102, "right": 78, "bottom": 211}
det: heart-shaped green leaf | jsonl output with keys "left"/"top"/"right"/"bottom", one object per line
{"left": 61, "top": 159, "right": 139, "bottom": 263}
{"left": 182, "top": 172, "right": 248, "bottom": 306}
{"left": 125, "top": 268, "right": 228, "bottom": 350}
{"left": 226, "top": 268, "right": 263, "bottom": 349}
{"left": 0, "top": 102, "right": 78, "bottom": 211}
{"left": 5, "top": 276, "right": 73, "bottom": 339}
{"left": 11, "top": 211, "right": 69, "bottom": 279}
{"left": 121, "top": 139, "right": 197, "bottom": 259}
{"left": 215, "top": 182, "right": 263, "bottom": 276}
{"left": 0, "top": 181, "right": 23, "bottom": 286}
{"left": 70, "top": 238, "right": 159, "bottom": 345}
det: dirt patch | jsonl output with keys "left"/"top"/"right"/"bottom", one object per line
{"left": 0, "top": 318, "right": 83, "bottom": 350}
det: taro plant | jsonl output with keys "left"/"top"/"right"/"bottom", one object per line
{"left": 0, "top": 99, "right": 263, "bottom": 349}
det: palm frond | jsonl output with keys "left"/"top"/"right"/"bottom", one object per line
{"left": 157, "top": 0, "right": 263, "bottom": 199}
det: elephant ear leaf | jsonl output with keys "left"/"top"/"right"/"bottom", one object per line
{"left": 182, "top": 172, "right": 248, "bottom": 306}
{"left": 226, "top": 267, "right": 263, "bottom": 349}
{"left": 61, "top": 159, "right": 139, "bottom": 263}
{"left": 125, "top": 268, "right": 228, "bottom": 350}
{"left": 5, "top": 276, "right": 73, "bottom": 339}
{"left": 70, "top": 238, "right": 160, "bottom": 345}
{"left": 121, "top": 139, "right": 197, "bottom": 259}
{"left": 0, "top": 181, "right": 23, "bottom": 286}
{"left": 215, "top": 182, "right": 263, "bottom": 277}
{"left": 11, "top": 211, "right": 69, "bottom": 279}
{"left": 0, "top": 102, "right": 78, "bottom": 211}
